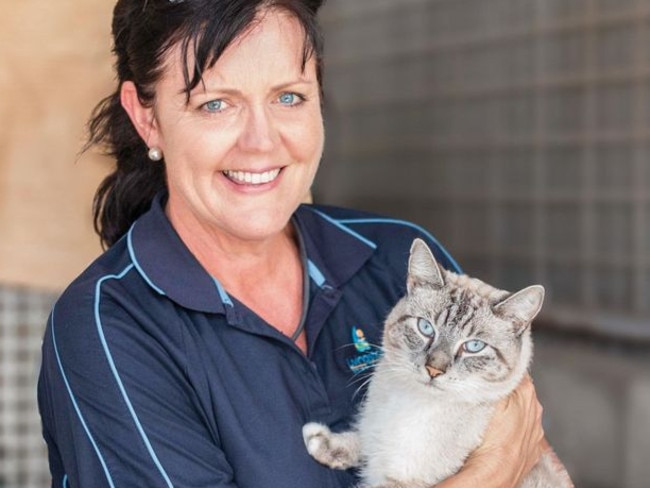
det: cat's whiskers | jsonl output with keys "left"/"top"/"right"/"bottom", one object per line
{"left": 347, "top": 369, "right": 376, "bottom": 395}
{"left": 335, "top": 340, "right": 385, "bottom": 355}
{"left": 367, "top": 341, "right": 385, "bottom": 350}
{"left": 377, "top": 365, "right": 418, "bottom": 387}
{"left": 351, "top": 375, "right": 375, "bottom": 401}
{"left": 347, "top": 369, "right": 372, "bottom": 385}
{"left": 345, "top": 343, "right": 385, "bottom": 399}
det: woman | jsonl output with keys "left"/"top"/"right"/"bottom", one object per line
{"left": 38, "top": 0, "right": 546, "bottom": 486}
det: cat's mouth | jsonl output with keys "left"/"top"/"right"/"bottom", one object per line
{"left": 422, "top": 370, "right": 447, "bottom": 390}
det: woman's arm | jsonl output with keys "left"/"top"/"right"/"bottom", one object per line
{"left": 436, "top": 375, "right": 546, "bottom": 488}
{"left": 38, "top": 300, "right": 240, "bottom": 488}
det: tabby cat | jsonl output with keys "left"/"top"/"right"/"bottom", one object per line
{"left": 303, "top": 238, "right": 572, "bottom": 488}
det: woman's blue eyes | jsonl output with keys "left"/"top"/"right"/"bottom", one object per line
{"left": 417, "top": 318, "right": 435, "bottom": 338}
{"left": 463, "top": 340, "right": 486, "bottom": 354}
{"left": 278, "top": 92, "right": 303, "bottom": 106}
{"left": 202, "top": 93, "right": 303, "bottom": 113}
{"left": 203, "top": 99, "right": 225, "bottom": 113}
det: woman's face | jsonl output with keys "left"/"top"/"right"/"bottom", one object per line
{"left": 147, "top": 10, "right": 324, "bottom": 244}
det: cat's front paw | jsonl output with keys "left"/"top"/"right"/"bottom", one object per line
{"left": 302, "top": 422, "right": 333, "bottom": 458}
{"left": 302, "top": 422, "right": 360, "bottom": 469}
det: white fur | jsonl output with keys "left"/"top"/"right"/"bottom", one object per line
{"left": 358, "top": 369, "right": 493, "bottom": 485}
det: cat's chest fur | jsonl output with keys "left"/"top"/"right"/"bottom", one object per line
{"left": 358, "top": 367, "right": 494, "bottom": 486}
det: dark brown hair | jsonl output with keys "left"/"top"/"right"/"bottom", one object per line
{"left": 88, "top": 0, "right": 325, "bottom": 247}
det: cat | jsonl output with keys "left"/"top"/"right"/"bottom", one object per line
{"left": 303, "top": 238, "right": 572, "bottom": 488}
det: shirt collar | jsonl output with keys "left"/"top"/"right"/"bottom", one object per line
{"left": 292, "top": 205, "right": 376, "bottom": 289}
{"left": 127, "top": 194, "right": 376, "bottom": 313}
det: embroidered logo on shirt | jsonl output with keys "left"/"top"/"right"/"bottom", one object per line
{"left": 351, "top": 326, "right": 371, "bottom": 352}
{"left": 346, "top": 327, "right": 382, "bottom": 375}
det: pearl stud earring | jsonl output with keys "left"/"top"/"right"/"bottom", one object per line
{"left": 147, "top": 147, "right": 163, "bottom": 161}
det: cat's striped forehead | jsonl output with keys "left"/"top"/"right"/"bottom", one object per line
{"left": 442, "top": 271, "right": 509, "bottom": 306}
{"left": 412, "top": 271, "right": 512, "bottom": 334}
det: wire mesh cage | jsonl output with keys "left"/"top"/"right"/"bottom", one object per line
{"left": 317, "top": 0, "right": 650, "bottom": 340}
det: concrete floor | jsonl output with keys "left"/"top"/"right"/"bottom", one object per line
{"left": 532, "top": 328, "right": 650, "bottom": 488}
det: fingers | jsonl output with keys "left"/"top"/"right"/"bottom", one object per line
{"left": 518, "top": 375, "right": 546, "bottom": 450}
{"left": 475, "top": 374, "right": 547, "bottom": 484}
{"left": 520, "top": 378, "right": 545, "bottom": 478}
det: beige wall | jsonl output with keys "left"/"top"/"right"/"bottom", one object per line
{"left": 0, "top": 1, "right": 116, "bottom": 291}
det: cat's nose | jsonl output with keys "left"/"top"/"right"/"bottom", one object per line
{"left": 425, "top": 365, "right": 444, "bottom": 378}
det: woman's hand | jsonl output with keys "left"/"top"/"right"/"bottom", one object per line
{"left": 463, "top": 374, "right": 546, "bottom": 486}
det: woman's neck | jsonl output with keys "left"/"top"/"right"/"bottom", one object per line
{"left": 167, "top": 205, "right": 306, "bottom": 350}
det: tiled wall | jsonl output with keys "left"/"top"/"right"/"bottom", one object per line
{"left": 0, "top": 285, "right": 55, "bottom": 487}
{"left": 316, "top": 0, "right": 650, "bottom": 340}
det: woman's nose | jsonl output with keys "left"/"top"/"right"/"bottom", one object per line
{"left": 238, "top": 106, "right": 277, "bottom": 153}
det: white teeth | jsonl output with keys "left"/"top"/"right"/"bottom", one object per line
{"left": 223, "top": 169, "right": 281, "bottom": 185}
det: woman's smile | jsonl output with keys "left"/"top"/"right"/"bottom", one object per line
{"left": 222, "top": 167, "right": 283, "bottom": 186}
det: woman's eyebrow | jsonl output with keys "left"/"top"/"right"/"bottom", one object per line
{"left": 270, "top": 79, "right": 317, "bottom": 91}
{"left": 186, "top": 77, "right": 317, "bottom": 98}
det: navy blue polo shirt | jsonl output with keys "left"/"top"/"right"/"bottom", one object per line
{"left": 38, "top": 194, "right": 460, "bottom": 488}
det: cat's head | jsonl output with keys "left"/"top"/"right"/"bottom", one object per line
{"left": 382, "top": 238, "right": 544, "bottom": 402}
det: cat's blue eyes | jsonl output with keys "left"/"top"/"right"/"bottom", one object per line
{"left": 463, "top": 340, "right": 486, "bottom": 353}
{"left": 417, "top": 318, "right": 435, "bottom": 338}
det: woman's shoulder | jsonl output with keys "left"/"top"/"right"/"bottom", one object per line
{"left": 52, "top": 236, "right": 137, "bottom": 319}
{"left": 299, "top": 203, "right": 461, "bottom": 273}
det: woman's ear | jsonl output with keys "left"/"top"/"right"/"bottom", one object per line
{"left": 120, "top": 81, "right": 160, "bottom": 147}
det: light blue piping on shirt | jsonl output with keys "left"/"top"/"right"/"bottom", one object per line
{"left": 336, "top": 217, "right": 463, "bottom": 274}
{"left": 127, "top": 224, "right": 166, "bottom": 296}
{"left": 307, "top": 259, "right": 326, "bottom": 287}
{"left": 212, "top": 277, "right": 234, "bottom": 307}
{"left": 94, "top": 264, "right": 174, "bottom": 488}
{"left": 51, "top": 306, "right": 116, "bottom": 488}
{"left": 307, "top": 208, "right": 378, "bottom": 249}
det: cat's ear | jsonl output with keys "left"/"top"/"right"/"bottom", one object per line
{"left": 493, "top": 285, "right": 545, "bottom": 327}
{"left": 407, "top": 238, "right": 445, "bottom": 293}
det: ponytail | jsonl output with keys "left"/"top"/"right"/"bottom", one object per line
{"left": 88, "top": 91, "right": 166, "bottom": 248}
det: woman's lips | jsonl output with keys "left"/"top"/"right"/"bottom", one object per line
{"left": 222, "top": 168, "right": 282, "bottom": 186}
